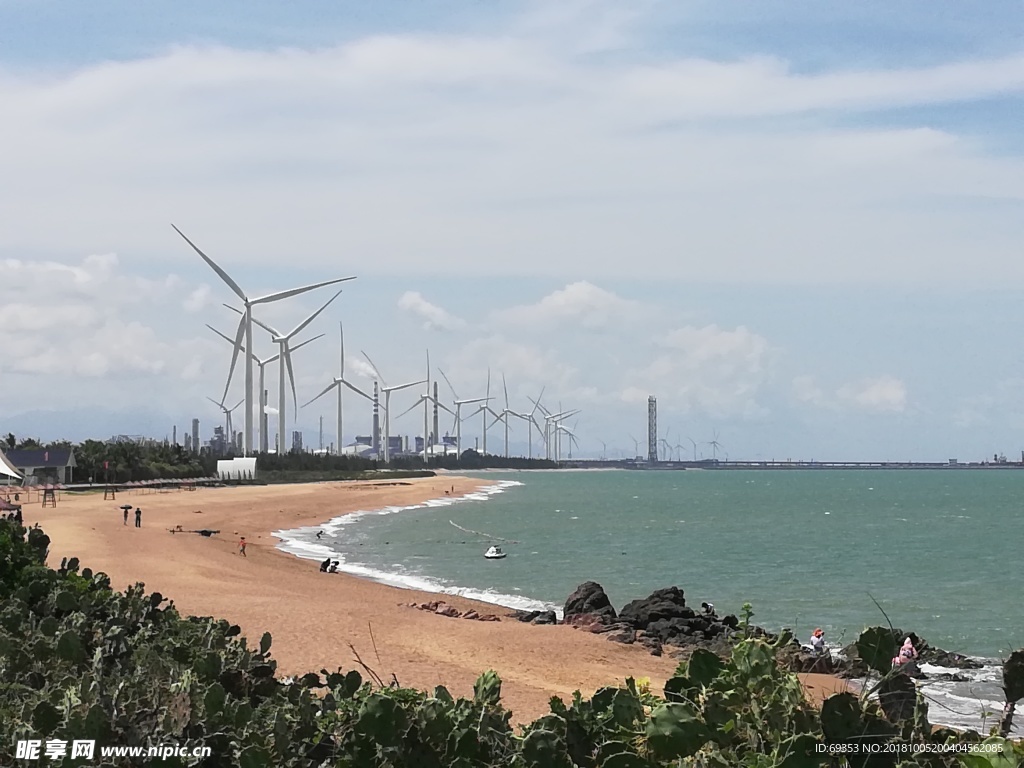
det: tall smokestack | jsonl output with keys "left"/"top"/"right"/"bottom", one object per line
{"left": 372, "top": 381, "right": 380, "bottom": 456}
{"left": 432, "top": 382, "right": 439, "bottom": 445}
{"left": 172, "top": 425, "right": 177, "bottom": 446}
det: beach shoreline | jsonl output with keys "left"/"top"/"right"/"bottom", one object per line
{"left": 29, "top": 476, "right": 852, "bottom": 723}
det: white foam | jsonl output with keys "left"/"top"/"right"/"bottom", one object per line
{"left": 272, "top": 480, "right": 561, "bottom": 617}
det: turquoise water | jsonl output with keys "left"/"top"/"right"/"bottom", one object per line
{"left": 275, "top": 469, "right": 1024, "bottom": 732}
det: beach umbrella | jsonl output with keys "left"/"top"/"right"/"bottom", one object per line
{"left": 119, "top": 504, "right": 133, "bottom": 511}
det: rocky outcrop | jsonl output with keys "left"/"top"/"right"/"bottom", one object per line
{"left": 563, "top": 581, "right": 617, "bottom": 624}
{"left": 618, "top": 586, "right": 695, "bottom": 627}
{"left": 833, "top": 628, "right": 982, "bottom": 679}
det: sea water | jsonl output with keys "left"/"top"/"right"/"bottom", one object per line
{"left": 274, "top": 469, "right": 1024, "bottom": 734}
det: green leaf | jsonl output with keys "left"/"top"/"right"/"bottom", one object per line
{"left": 821, "top": 692, "right": 863, "bottom": 743}
{"left": 856, "top": 627, "right": 898, "bottom": 676}
{"left": 204, "top": 682, "right": 227, "bottom": 716}
{"left": 645, "top": 702, "right": 709, "bottom": 760}
{"left": 54, "top": 590, "right": 77, "bottom": 612}
{"left": 38, "top": 616, "right": 59, "bottom": 636}
{"left": 259, "top": 631, "right": 272, "bottom": 656}
{"left": 31, "top": 701, "right": 62, "bottom": 734}
{"left": 1002, "top": 649, "right": 1024, "bottom": 703}
{"left": 687, "top": 648, "right": 725, "bottom": 688}
{"left": 55, "top": 630, "right": 86, "bottom": 663}
{"left": 521, "top": 728, "right": 569, "bottom": 768}
{"left": 473, "top": 670, "right": 502, "bottom": 707}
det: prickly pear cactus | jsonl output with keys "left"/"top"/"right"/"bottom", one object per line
{"left": 645, "top": 701, "right": 709, "bottom": 759}
{"left": 1002, "top": 649, "right": 1024, "bottom": 703}
{"left": 856, "top": 626, "right": 899, "bottom": 675}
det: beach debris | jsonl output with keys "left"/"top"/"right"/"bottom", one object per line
{"left": 167, "top": 525, "right": 220, "bottom": 537}
{"left": 448, "top": 520, "right": 519, "bottom": 544}
{"left": 403, "top": 601, "right": 500, "bottom": 622}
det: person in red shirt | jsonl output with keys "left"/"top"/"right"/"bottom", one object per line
{"left": 238, "top": 537, "right": 247, "bottom": 557}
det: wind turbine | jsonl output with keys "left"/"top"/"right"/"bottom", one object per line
{"left": 392, "top": 350, "right": 454, "bottom": 459}
{"left": 487, "top": 372, "right": 520, "bottom": 458}
{"left": 302, "top": 322, "right": 373, "bottom": 454}
{"left": 361, "top": 352, "right": 424, "bottom": 463}
{"left": 471, "top": 369, "right": 502, "bottom": 456}
{"left": 438, "top": 369, "right": 490, "bottom": 456}
{"left": 686, "top": 437, "right": 698, "bottom": 462}
{"left": 206, "top": 397, "right": 244, "bottom": 451}
{"left": 518, "top": 386, "right": 546, "bottom": 460}
{"left": 598, "top": 439, "right": 607, "bottom": 460}
{"left": 229, "top": 289, "right": 342, "bottom": 455}
{"left": 557, "top": 423, "right": 580, "bottom": 459}
{"left": 708, "top": 430, "right": 724, "bottom": 461}
{"left": 207, "top": 324, "right": 323, "bottom": 453}
{"left": 173, "top": 224, "right": 355, "bottom": 456}
{"left": 627, "top": 434, "right": 640, "bottom": 459}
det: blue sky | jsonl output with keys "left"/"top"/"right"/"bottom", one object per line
{"left": 2, "top": 1, "right": 1023, "bottom": 461}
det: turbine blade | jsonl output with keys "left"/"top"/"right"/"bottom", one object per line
{"left": 487, "top": 415, "right": 503, "bottom": 430}
{"left": 253, "top": 276, "right": 356, "bottom": 305}
{"left": 250, "top": 313, "right": 279, "bottom": 337}
{"left": 502, "top": 372, "right": 509, "bottom": 409}
{"left": 438, "top": 368, "right": 458, "bottom": 400}
{"left": 394, "top": 397, "right": 424, "bottom": 421}
{"left": 287, "top": 288, "right": 342, "bottom": 338}
{"left": 171, "top": 224, "right": 247, "bottom": 301}
{"left": 230, "top": 398, "right": 244, "bottom": 412}
{"left": 291, "top": 333, "right": 323, "bottom": 354}
{"left": 223, "top": 315, "right": 246, "bottom": 403}
{"left": 361, "top": 350, "right": 386, "bottom": 387}
{"left": 206, "top": 324, "right": 235, "bottom": 345}
{"left": 388, "top": 379, "right": 426, "bottom": 392}
{"left": 303, "top": 381, "right": 337, "bottom": 408}
{"left": 341, "top": 379, "right": 373, "bottom": 402}
{"left": 284, "top": 345, "right": 298, "bottom": 413}
{"left": 206, "top": 396, "right": 221, "bottom": 408}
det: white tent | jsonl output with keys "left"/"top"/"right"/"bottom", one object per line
{"left": 216, "top": 457, "right": 257, "bottom": 481}
{"left": 0, "top": 448, "right": 22, "bottom": 480}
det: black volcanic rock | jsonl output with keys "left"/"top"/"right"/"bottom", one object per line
{"left": 619, "top": 586, "right": 695, "bottom": 628}
{"left": 531, "top": 610, "right": 557, "bottom": 625}
{"left": 564, "top": 581, "right": 617, "bottom": 623}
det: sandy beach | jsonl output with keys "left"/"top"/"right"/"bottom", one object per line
{"left": 26, "top": 476, "right": 851, "bottom": 723}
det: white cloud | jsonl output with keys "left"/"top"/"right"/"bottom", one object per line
{"left": 184, "top": 284, "right": 213, "bottom": 313}
{"left": 397, "top": 291, "right": 465, "bottom": 331}
{"left": 836, "top": 376, "right": 907, "bottom": 413}
{"left": 2, "top": 26, "right": 1023, "bottom": 287}
{"left": 623, "top": 324, "right": 773, "bottom": 417}
{"left": 495, "top": 281, "right": 638, "bottom": 329}
{"left": 794, "top": 374, "right": 908, "bottom": 413}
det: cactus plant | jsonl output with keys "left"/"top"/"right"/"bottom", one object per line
{"left": 998, "top": 648, "right": 1024, "bottom": 737}
{"left": 856, "top": 626, "right": 899, "bottom": 676}
{"left": 645, "top": 702, "right": 709, "bottom": 759}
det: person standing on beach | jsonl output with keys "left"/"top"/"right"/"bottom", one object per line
{"left": 238, "top": 537, "right": 247, "bottom": 557}
{"left": 123, "top": 507, "right": 129, "bottom": 525}
{"left": 134, "top": 508, "right": 142, "bottom": 528}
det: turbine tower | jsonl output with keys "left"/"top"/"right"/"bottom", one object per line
{"left": 470, "top": 368, "right": 501, "bottom": 456}
{"left": 231, "top": 290, "right": 342, "bottom": 455}
{"left": 438, "top": 368, "right": 489, "bottom": 456}
{"left": 303, "top": 322, "right": 373, "bottom": 454}
{"left": 208, "top": 324, "right": 322, "bottom": 453}
{"left": 361, "top": 351, "right": 424, "bottom": 463}
{"left": 393, "top": 351, "right": 454, "bottom": 460}
{"left": 207, "top": 396, "right": 244, "bottom": 447}
{"left": 174, "top": 224, "right": 355, "bottom": 455}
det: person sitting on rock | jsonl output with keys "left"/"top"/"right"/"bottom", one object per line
{"left": 809, "top": 628, "right": 826, "bottom": 655}
{"left": 894, "top": 637, "right": 918, "bottom": 666}
{"left": 700, "top": 601, "right": 716, "bottom": 617}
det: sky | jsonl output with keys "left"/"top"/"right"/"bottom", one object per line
{"left": 2, "top": 0, "right": 1024, "bottom": 461}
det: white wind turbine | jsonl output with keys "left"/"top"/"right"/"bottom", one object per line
{"left": 558, "top": 423, "right": 580, "bottom": 459}
{"left": 174, "top": 224, "right": 355, "bottom": 455}
{"left": 470, "top": 368, "right": 502, "bottom": 456}
{"left": 302, "top": 322, "right": 374, "bottom": 454}
{"left": 207, "top": 324, "right": 323, "bottom": 453}
{"left": 392, "top": 351, "right": 454, "bottom": 459}
{"left": 361, "top": 352, "right": 425, "bottom": 463}
{"left": 206, "top": 396, "right": 244, "bottom": 447}
{"left": 230, "top": 289, "right": 343, "bottom": 455}
{"left": 437, "top": 369, "right": 490, "bottom": 456}
{"left": 520, "top": 386, "right": 546, "bottom": 460}
{"left": 487, "top": 372, "right": 519, "bottom": 458}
